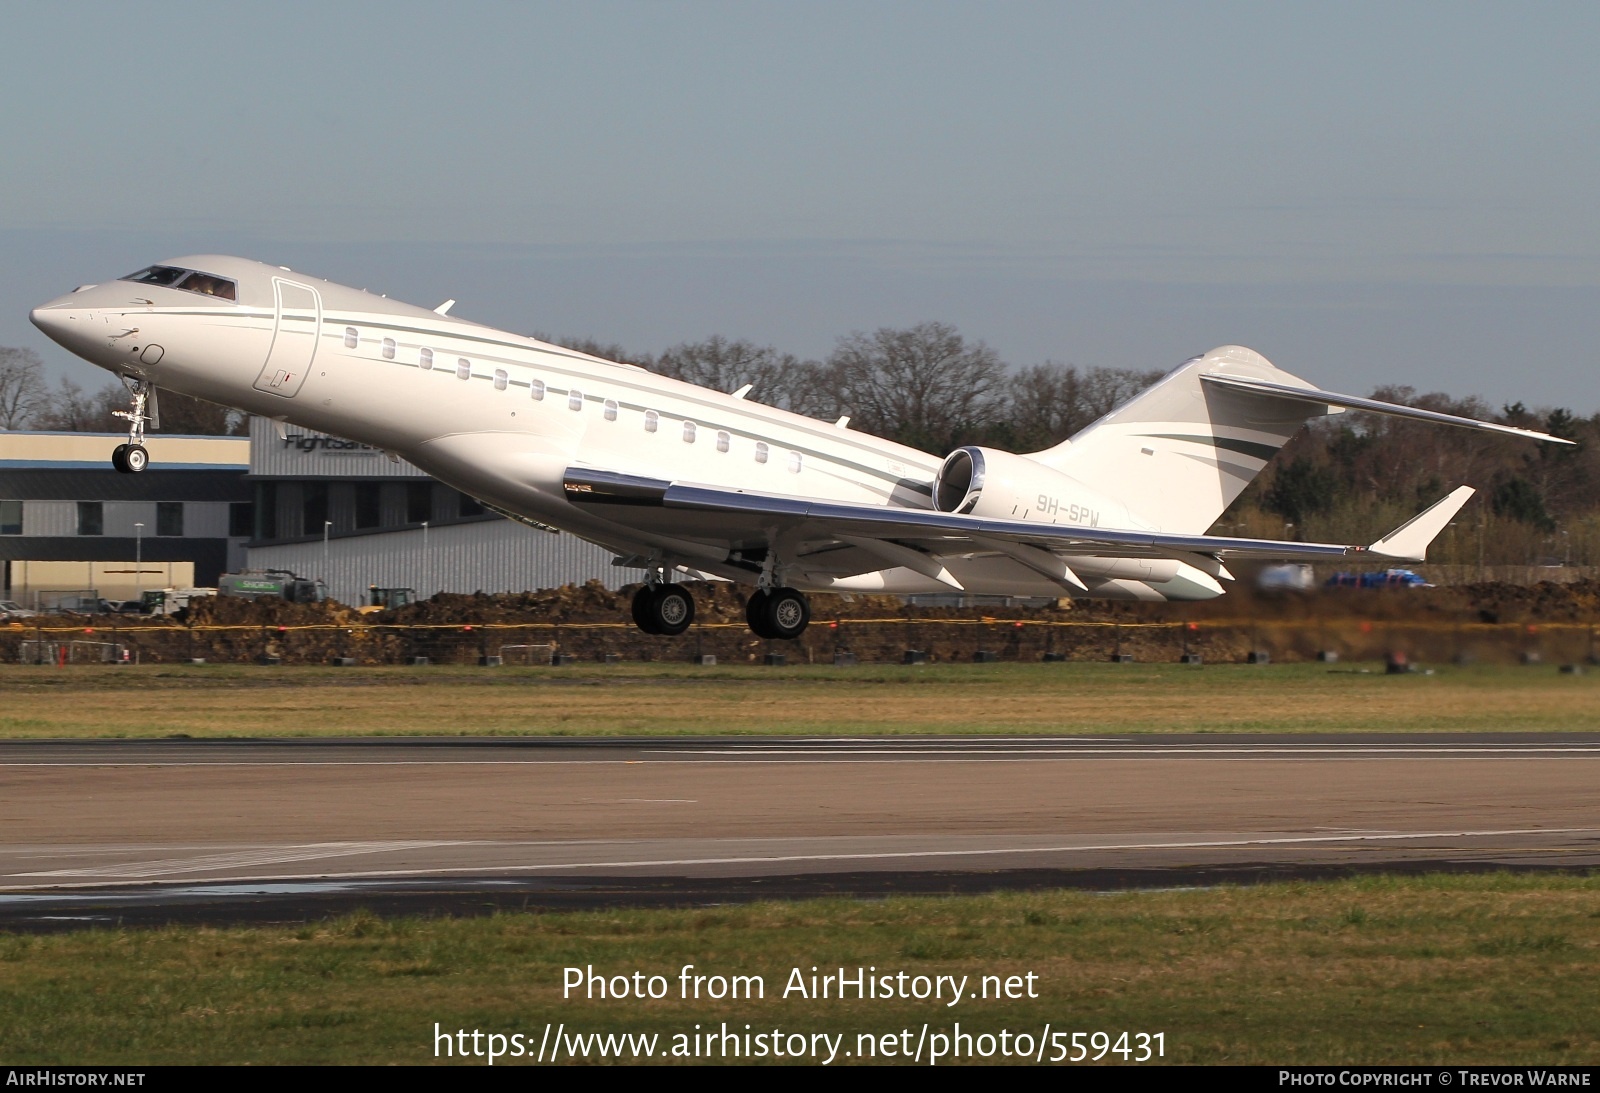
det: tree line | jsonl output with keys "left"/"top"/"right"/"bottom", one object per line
{"left": 0, "top": 347, "right": 244, "bottom": 435}
{"left": 6, "top": 324, "right": 1596, "bottom": 566}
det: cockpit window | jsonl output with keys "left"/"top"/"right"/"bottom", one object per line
{"left": 124, "top": 265, "right": 188, "bottom": 287}
{"left": 179, "top": 272, "right": 236, "bottom": 300}
{"left": 120, "top": 265, "right": 237, "bottom": 301}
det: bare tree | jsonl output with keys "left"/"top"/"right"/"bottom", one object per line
{"left": 827, "top": 322, "right": 1005, "bottom": 454}
{"left": 0, "top": 347, "right": 47, "bottom": 429}
{"left": 653, "top": 336, "right": 816, "bottom": 409}
{"left": 33, "top": 378, "right": 120, "bottom": 431}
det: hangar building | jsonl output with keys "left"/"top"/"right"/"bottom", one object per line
{"left": 1, "top": 421, "right": 635, "bottom": 608}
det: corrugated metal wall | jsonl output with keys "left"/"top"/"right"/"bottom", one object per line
{"left": 247, "top": 518, "right": 644, "bottom": 605}
{"left": 17, "top": 501, "right": 232, "bottom": 539}
{"left": 249, "top": 417, "right": 428, "bottom": 478}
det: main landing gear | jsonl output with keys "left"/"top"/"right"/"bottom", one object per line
{"left": 631, "top": 583, "right": 696, "bottom": 636}
{"left": 746, "top": 587, "right": 810, "bottom": 640}
{"left": 109, "top": 378, "right": 156, "bottom": 474}
{"left": 626, "top": 581, "right": 814, "bottom": 640}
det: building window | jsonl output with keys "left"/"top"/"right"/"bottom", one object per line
{"left": 493, "top": 369, "right": 508, "bottom": 391}
{"left": 754, "top": 442, "right": 768, "bottom": 464}
{"left": 255, "top": 484, "right": 277, "bottom": 539}
{"left": 568, "top": 389, "right": 583, "bottom": 411}
{"left": 77, "top": 502, "right": 102, "bottom": 536}
{"left": 604, "top": 399, "right": 618, "bottom": 421}
{"left": 156, "top": 501, "right": 184, "bottom": 537}
{"left": 459, "top": 493, "right": 485, "bottom": 518}
{"left": 456, "top": 358, "right": 471, "bottom": 380}
{"left": 406, "top": 481, "right": 433, "bottom": 524}
{"left": 644, "top": 409, "right": 659, "bottom": 433}
{"left": 682, "top": 421, "right": 697, "bottom": 443}
{"left": 382, "top": 337, "right": 396, "bottom": 360}
{"left": 229, "top": 501, "right": 254, "bottom": 538}
{"left": 716, "top": 430, "right": 730, "bottom": 453}
{"left": 355, "top": 484, "right": 381, "bottom": 529}
{"left": 344, "top": 328, "right": 359, "bottom": 349}
{"left": 0, "top": 500, "right": 20, "bottom": 535}
{"left": 302, "top": 483, "right": 329, "bottom": 536}
{"left": 788, "top": 451, "right": 802, "bottom": 473}
{"left": 530, "top": 378, "right": 546, "bottom": 400}
{"left": 419, "top": 348, "right": 434, "bottom": 371}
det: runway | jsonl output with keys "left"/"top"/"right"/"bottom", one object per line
{"left": 2, "top": 735, "right": 1597, "bottom": 926}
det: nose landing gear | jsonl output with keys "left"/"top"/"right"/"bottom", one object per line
{"left": 110, "top": 378, "right": 157, "bottom": 474}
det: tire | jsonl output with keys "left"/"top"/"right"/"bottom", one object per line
{"left": 760, "top": 587, "right": 810, "bottom": 640}
{"left": 651, "top": 585, "right": 695, "bottom": 636}
{"left": 124, "top": 444, "right": 149, "bottom": 473}
{"left": 110, "top": 444, "right": 130, "bottom": 473}
{"left": 745, "top": 589, "right": 772, "bottom": 638}
{"left": 631, "top": 585, "right": 661, "bottom": 635}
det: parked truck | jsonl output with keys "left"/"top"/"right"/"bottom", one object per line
{"left": 217, "top": 570, "right": 328, "bottom": 604}
{"left": 139, "top": 587, "right": 218, "bottom": 615}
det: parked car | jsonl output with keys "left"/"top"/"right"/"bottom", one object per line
{"left": 1324, "top": 568, "right": 1435, "bottom": 590}
{"left": 0, "top": 600, "right": 37, "bottom": 619}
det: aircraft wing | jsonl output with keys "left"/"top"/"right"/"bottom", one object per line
{"left": 563, "top": 469, "right": 1473, "bottom": 584}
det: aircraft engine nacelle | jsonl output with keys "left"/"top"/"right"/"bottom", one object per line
{"left": 932, "top": 446, "right": 1129, "bottom": 529}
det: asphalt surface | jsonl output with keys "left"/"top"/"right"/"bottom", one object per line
{"left": 2, "top": 734, "right": 1597, "bottom": 929}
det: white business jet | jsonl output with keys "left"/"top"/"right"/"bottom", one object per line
{"left": 31, "top": 256, "right": 1568, "bottom": 639}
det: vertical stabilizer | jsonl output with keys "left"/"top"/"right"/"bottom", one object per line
{"left": 1030, "top": 346, "right": 1337, "bottom": 534}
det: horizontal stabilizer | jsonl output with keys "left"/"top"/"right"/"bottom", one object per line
{"left": 1367, "top": 486, "right": 1476, "bottom": 561}
{"left": 1200, "top": 374, "right": 1574, "bottom": 445}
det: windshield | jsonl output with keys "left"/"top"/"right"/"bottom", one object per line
{"left": 121, "top": 265, "right": 237, "bottom": 301}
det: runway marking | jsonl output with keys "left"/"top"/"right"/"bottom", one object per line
{"left": 6, "top": 827, "right": 1591, "bottom": 885}
{"left": 13, "top": 841, "right": 471, "bottom": 879}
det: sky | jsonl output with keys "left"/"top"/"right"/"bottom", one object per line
{"left": 3, "top": 1, "right": 1597, "bottom": 410}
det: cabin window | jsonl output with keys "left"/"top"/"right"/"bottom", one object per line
{"left": 682, "top": 421, "right": 697, "bottom": 443}
{"left": 568, "top": 389, "right": 583, "bottom": 411}
{"left": 456, "top": 358, "right": 471, "bottom": 380}
{"left": 530, "top": 378, "right": 545, "bottom": 400}
{"left": 419, "top": 348, "right": 434, "bottom": 371}
{"left": 604, "top": 399, "right": 618, "bottom": 421}
{"left": 788, "top": 451, "right": 802, "bottom": 473}
{"left": 381, "top": 338, "right": 396, "bottom": 360}
{"left": 716, "top": 430, "right": 730, "bottom": 453}
{"left": 343, "top": 328, "right": 359, "bottom": 349}
{"left": 493, "top": 369, "right": 508, "bottom": 391}
{"left": 754, "top": 442, "right": 768, "bottom": 464}
{"left": 644, "top": 410, "right": 659, "bottom": 433}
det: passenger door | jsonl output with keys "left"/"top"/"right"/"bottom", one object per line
{"left": 252, "top": 278, "right": 322, "bottom": 398}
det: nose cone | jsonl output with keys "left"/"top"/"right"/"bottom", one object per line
{"left": 30, "top": 296, "right": 79, "bottom": 351}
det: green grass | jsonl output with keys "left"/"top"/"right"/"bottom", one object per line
{"left": 0, "top": 662, "right": 1595, "bottom": 737}
{"left": 2, "top": 873, "right": 1596, "bottom": 1064}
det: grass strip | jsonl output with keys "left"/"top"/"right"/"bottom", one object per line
{"left": 2, "top": 872, "right": 1597, "bottom": 1065}
{"left": 0, "top": 662, "right": 1596, "bottom": 738}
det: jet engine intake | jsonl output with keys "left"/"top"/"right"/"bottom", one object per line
{"left": 933, "top": 446, "right": 1129, "bottom": 528}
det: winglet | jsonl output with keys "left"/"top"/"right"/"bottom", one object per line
{"left": 1367, "top": 486, "right": 1475, "bottom": 561}
{"left": 433, "top": 299, "right": 456, "bottom": 315}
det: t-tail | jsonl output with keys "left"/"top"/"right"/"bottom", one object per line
{"left": 1028, "top": 345, "right": 1569, "bottom": 535}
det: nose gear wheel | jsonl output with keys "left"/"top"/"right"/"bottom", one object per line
{"left": 110, "top": 378, "right": 156, "bottom": 473}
